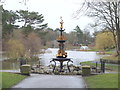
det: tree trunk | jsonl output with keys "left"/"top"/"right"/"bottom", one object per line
{"left": 117, "top": 30, "right": 120, "bottom": 55}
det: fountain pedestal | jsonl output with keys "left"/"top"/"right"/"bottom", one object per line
{"left": 51, "top": 58, "right": 73, "bottom": 72}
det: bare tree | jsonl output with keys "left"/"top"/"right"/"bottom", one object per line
{"left": 76, "top": 1, "right": 120, "bottom": 55}
{"left": 26, "top": 32, "right": 41, "bottom": 57}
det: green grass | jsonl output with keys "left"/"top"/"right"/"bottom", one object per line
{"left": 105, "top": 51, "right": 114, "bottom": 55}
{"left": 84, "top": 73, "right": 118, "bottom": 88}
{"left": 0, "top": 72, "right": 2, "bottom": 89}
{"left": 102, "top": 55, "right": 120, "bottom": 61}
{"left": 2, "top": 72, "right": 27, "bottom": 88}
{"left": 81, "top": 61, "right": 119, "bottom": 72}
{"left": 81, "top": 61, "right": 97, "bottom": 66}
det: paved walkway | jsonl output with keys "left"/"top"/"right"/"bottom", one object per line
{"left": 0, "top": 70, "right": 20, "bottom": 73}
{"left": 12, "top": 74, "right": 86, "bottom": 88}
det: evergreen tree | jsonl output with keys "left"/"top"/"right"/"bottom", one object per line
{"left": 17, "top": 10, "right": 47, "bottom": 30}
{"left": 74, "top": 25, "right": 83, "bottom": 44}
{"left": 2, "top": 6, "right": 19, "bottom": 38}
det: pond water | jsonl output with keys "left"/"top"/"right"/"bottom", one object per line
{"left": 2, "top": 48, "right": 106, "bottom": 69}
{"left": 38, "top": 48, "right": 104, "bottom": 66}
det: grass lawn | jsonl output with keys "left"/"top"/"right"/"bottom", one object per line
{"left": 0, "top": 72, "right": 2, "bottom": 89}
{"left": 81, "top": 61, "right": 119, "bottom": 72}
{"left": 104, "top": 51, "right": 114, "bottom": 55}
{"left": 84, "top": 73, "right": 118, "bottom": 88}
{"left": 102, "top": 55, "right": 120, "bottom": 60}
{"left": 2, "top": 72, "right": 27, "bottom": 88}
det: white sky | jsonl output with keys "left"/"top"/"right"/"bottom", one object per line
{"left": 1, "top": 0, "right": 93, "bottom": 33}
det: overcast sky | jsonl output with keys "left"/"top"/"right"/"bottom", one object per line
{"left": 1, "top": 0, "right": 93, "bottom": 33}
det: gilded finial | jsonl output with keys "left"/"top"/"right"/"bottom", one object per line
{"left": 60, "top": 16, "right": 64, "bottom": 29}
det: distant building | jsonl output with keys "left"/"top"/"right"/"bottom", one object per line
{"left": 80, "top": 46, "right": 89, "bottom": 50}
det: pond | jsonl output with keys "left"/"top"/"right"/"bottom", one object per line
{"left": 1, "top": 48, "right": 106, "bottom": 69}
{"left": 38, "top": 48, "right": 105, "bottom": 66}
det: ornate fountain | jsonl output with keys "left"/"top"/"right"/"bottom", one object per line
{"left": 50, "top": 17, "right": 73, "bottom": 72}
